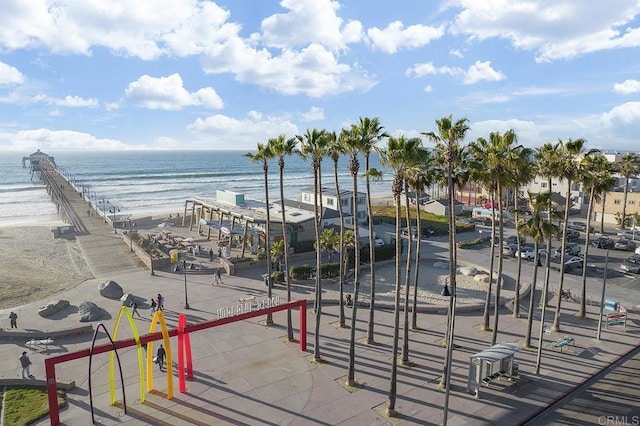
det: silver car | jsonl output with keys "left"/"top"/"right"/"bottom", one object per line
{"left": 621, "top": 255, "right": 640, "bottom": 274}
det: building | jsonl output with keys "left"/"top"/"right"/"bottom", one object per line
{"left": 422, "top": 199, "right": 464, "bottom": 216}
{"left": 593, "top": 191, "right": 640, "bottom": 226}
{"left": 299, "top": 187, "right": 367, "bottom": 224}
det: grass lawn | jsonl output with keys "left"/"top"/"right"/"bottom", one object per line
{"left": 2, "top": 386, "right": 66, "bottom": 426}
{"left": 372, "top": 205, "right": 474, "bottom": 235}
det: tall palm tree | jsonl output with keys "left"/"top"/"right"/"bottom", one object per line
{"left": 380, "top": 135, "right": 420, "bottom": 416}
{"left": 518, "top": 191, "right": 556, "bottom": 347}
{"left": 341, "top": 126, "right": 363, "bottom": 387}
{"left": 551, "top": 138, "right": 588, "bottom": 332}
{"left": 354, "top": 117, "right": 389, "bottom": 345}
{"left": 270, "top": 240, "right": 285, "bottom": 272}
{"left": 297, "top": 128, "right": 329, "bottom": 362}
{"left": 578, "top": 153, "right": 617, "bottom": 318}
{"left": 423, "top": 116, "right": 470, "bottom": 391}
{"left": 469, "top": 130, "right": 520, "bottom": 345}
{"left": 269, "top": 134, "right": 298, "bottom": 341}
{"left": 510, "top": 147, "right": 534, "bottom": 319}
{"left": 328, "top": 130, "right": 348, "bottom": 328}
{"left": 534, "top": 142, "right": 563, "bottom": 317}
{"left": 317, "top": 228, "right": 340, "bottom": 262}
{"left": 618, "top": 153, "right": 640, "bottom": 229}
{"left": 405, "top": 152, "right": 436, "bottom": 329}
{"left": 244, "top": 143, "right": 275, "bottom": 326}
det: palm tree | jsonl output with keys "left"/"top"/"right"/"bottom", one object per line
{"left": 353, "top": 117, "right": 389, "bottom": 345}
{"left": 328, "top": 130, "right": 348, "bottom": 328}
{"left": 469, "top": 130, "right": 520, "bottom": 345}
{"left": 618, "top": 153, "right": 640, "bottom": 229}
{"left": 244, "top": 143, "right": 275, "bottom": 326}
{"left": 423, "top": 116, "right": 469, "bottom": 393}
{"left": 405, "top": 153, "right": 436, "bottom": 329}
{"left": 297, "top": 128, "right": 329, "bottom": 362}
{"left": 271, "top": 239, "right": 285, "bottom": 272}
{"left": 340, "top": 126, "right": 363, "bottom": 387}
{"left": 380, "top": 135, "right": 420, "bottom": 416}
{"left": 551, "top": 138, "right": 588, "bottom": 332}
{"left": 510, "top": 147, "right": 534, "bottom": 319}
{"left": 578, "top": 153, "right": 617, "bottom": 318}
{"left": 268, "top": 134, "right": 298, "bottom": 341}
{"left": 518, "top": 191, "right": 556, "bottom": 347}
{"left": 317, "top": 228, "right": 339, "bottom": 262}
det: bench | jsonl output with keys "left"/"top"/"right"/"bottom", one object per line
{"left": 481, "top": 370, "right": 506, "bottom": 388}
{"left": 238, "top": 296, "right": 257, "bottom": 306}
{"left": 553, "top": 336, "right": 575, "bottom": 352}
{"left": 26, "top": 338, "right": 54, "bottom": 350}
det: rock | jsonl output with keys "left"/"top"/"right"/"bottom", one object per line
{"left": 38, "top": 300, "right": 70, "bottom": 318}
{"left": 433, "top": 261, "right": 449, "bottom": 269}
{"left": 458, "top": 266, "right": 478, "bottom": 276}
{"left": 120, "top": 293, "right": 134, "bottom": 306}
{"left": 99, "top": 280, "right": 123, "bottom": 299}
{"left": 474, "top": 274, "right": 490, "bottom": 283}
{"left": 78, "top": 302, "right": 103, "bottom": 322}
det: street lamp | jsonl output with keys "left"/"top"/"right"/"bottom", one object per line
{"left": 596, "top": 249, "right": 610, "bottom": 340}
{"left": 128, "top": 220, "right": 134, "bottom": 252}
{"left": 535, "top": 250, "right": 551, "bottom": 375}
{"left": 441, "top": 278, "right": 456, "bottom": 426}
{"left": 108, "top": 206, "right": 119, "bottom": 234}
{"left": 183, "top": 260, "right": 190, "bottom": 309}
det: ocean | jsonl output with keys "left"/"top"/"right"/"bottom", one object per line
{"left": 1, "top": 150, "right": 393, "bottom": 226}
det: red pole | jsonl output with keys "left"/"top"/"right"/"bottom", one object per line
{"left": 45, "top": 359, "right": 60, "bottom": 426}
{"left": 300, "top": 301, "right": 307, "bottom": 351}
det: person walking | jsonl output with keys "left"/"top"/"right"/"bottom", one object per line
{"left": 209, "top": 248, "right": 214, "bottom": 261}
{"left": 130, "top": 301, "right": 140, "bottom": 318}
{"left": 157, "top": 293, "right": 164, "bottom": 311}
{"left": 9, "top": 311, "right": 17, "bottom": 329}
{"left": 19, "top": 351, "right": 32, "bottom": 379}
{"left": 212, "top": 267, "right": 223, "bottom": 285}
{"left": 150, "top": 297, "right": 157, "bottom": 315}
{"left": 156, "top": 344, "right": 166, "bottom": 371}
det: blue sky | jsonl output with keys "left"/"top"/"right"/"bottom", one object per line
{"left": 1, "top": 0, "right": 640, "bottom": 152}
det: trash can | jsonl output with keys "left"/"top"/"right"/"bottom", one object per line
{"left": 604, "top": 300, "right": 620, "bottom": 312}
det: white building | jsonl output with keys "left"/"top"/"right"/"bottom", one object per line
{"left": 299, "top": 187, "right": 368, "bottom": 224}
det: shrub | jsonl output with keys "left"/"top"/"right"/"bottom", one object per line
{"left": 290, "top": 264, "right": 315, "bottom": 280}
{"left": 458, "top": 237, "right": 491, "bottom": 249}
{"left": 271, "top": 270, "right": 285, "bottom": 283}
{"left": 320, "top": 263, "right": 340, "bottom": 278}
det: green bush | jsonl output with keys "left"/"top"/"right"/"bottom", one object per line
{"left": 320, "top": 263, "right": 340, "bottom": 278}
{"left": 290, "top": 264, "right": 315, "bottom": 280}
{"left": 271, "top": 270, "right": 285, "bottom": 283}
{"left": 458, "top": 237, "right": 491, "bottom": 249}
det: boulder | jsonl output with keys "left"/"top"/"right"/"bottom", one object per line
{"left": 458, "top": 266, "right": 478, "bottom": 276}
{"left": 120, "top": 293, "right": 134, "bottom": 306}
{"left": 78, "top": 302, "right": 103, "bottom": 322}
{"left": 433, "top": 261, "right": 449, "bottom": 269}
{"left": 474, "top": 274, "right": 490, "bottom": 283}
{"left": 99, "top": 280, "right": 123, "bottom": 299}
{"left": 38, "top": 300, "right": 70, "bottom": 318}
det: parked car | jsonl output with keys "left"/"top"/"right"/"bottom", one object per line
{"left": 401, "top": 227, "right": 418, "bottom": 237}
{"left": 505, "top": 235, "right": 527, "bottom": 245}
{"left": 374, "top": 238, "right": 385, "bottom": 247}
{"left": 553, "top": 242, "right": 581, "bottom": 257}
{"left": 616, "top": 230, "right": 637, "bottom": 239}
{"left": 568, "top": 221, "right": 592, "bottom": 233}
{"left": 517, "top": 245, "right": 541, "bottom": 261}
{"left": 550, "top": 255, "right": 584, "bottom": 272}
{"left": 614, "top": 238, "right": 637, "bottom": 251}
{"left": 592, "top": 235, "right": 615, "bottom": 249}
{"left": 505, "top": 242, "right": 532, "bottom": 257}
{"left": 621, "top": 255, "right": 640, "bottom": 274}
{"left": 556, "top": 229, "right": 580, "bottom": 242}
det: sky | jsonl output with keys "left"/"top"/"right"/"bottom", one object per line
{"left": 1, "top": 0, "right": 640, "bottom": 153}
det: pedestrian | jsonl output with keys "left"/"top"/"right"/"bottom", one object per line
{"left": 150, "top": 297, "right": 157, "bottom": 315}
{"left": 157, "top": 293, "right": 164, "bottom": 311}
{"left": 130, "top": 301, "right": 140, "bottom": 318}
{"left": 19, "top": 351, "right": 32, "bottom": 379}
{"left": 156, "top": 344, "right": 166, "bottom": 371}
{"left": 9, "top": 311, "right": 17, "bottom": 329}
{"left": 209, "top": 248, "right": 214, "bottom": 261}
{"left": 216, "top": 267, "right": 223, "bottom": 285}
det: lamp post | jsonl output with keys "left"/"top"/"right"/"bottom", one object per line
{"left": 183, "top": 260, "right": 190, "bottom": 309}
{"left": 108, "top": 206, "right": 119, "bottom": 234}
{"left": 535, "top": 250, "right": 550, "bottom": 375}
{"left": 128, "top": 219, "right": 134, "bottom": 252}
{"left": 441, "top": 278, "right": 456, "bottom": 426}
{"left": 596, "top": 249, "right": 610, "bottom": 340}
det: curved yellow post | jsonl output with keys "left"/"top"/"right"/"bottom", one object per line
{"left": 110, "top": 306, "right": 145, "bottom": 404}
{"left": 147, "top": 310, "right": 174, "bottom": 399}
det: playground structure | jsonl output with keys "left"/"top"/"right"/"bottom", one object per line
{"left": 44, "top": 299, "right": 308, "bottom": 425}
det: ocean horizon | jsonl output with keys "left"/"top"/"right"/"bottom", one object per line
{"left": 1, "top": 150, "right": 394, "bottom": 227}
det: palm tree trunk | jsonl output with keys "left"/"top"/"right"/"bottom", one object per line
{"left": 482, "top": 191, "right": 497, "bottom": 331}
{"left": 513, "top": 188, "right": 522, "bottom": 318}
{"left": 263, "top": 166, "right": 274, "bottom": 326}
{"left": 600, "top": 193, "right": 606, "bottom": 233}
{"left": 366, "top": 154, "right": 377, "bottom": 344}
{"left": 578, "top": 184, "right": 596, "bottom": 318}
{"left": 386, "top": 191, "right": 402, "bottom": 415}
{"left": 313, "top": 164, "right": 322, "bottom": 362}
{"left": 491, "top": 184, "right": 505, "bottom": 345}
{"left": 411, "top": 189, "right": 422, "bottom": 329}
{"left": 347, "top": 164, "right": 361, "bottom": 386}
{"left": 524, "top": 242, "right": 540, "bottom": 347}
{"left": 279, "top": 162, "right": 294, "bottom": 341}
{"left": 333, "top": 157, "right": 346, "bottom": 328}
{"left": 622, "top": 177, "right": 630, "bottom": 229}
{"left": 401, "top": 185, "right": 413, "bottom": 364}
{"left": 552, "top": 179, "right": 572, "bottom": 331}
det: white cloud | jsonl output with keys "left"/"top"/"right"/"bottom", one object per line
{"left": 260, "top": 0, "right": 363, "bottom": 50}
{"left": 298, "top": 106, "right": 324, "bottom": 121}
{"left": 31, "top": 93, "right": 99, "bottom": 107}
{"left": 405, "top": 62, "right": 462, "bottom": 78}
{"left": 449, "top": 49, "right": 463, "bottom": 58}
{"left": 467, "top": 118, "right": 542, "bottom": 147}
{"left": 1, "top": 128, "right": 131, "bottom": 151}
{"left": 424, "top": 85, "right": 433, "bottom": 93}
{"left": 0, "top": 61, "right": 25, "bottom": 86}
{"left": 450, "top": 1, "right": 640, "bottom": 62}
{"left": 367, "top": 21, "right": 445, "bottom": 54}
{"left": 613, "top": 79, "right": 640, "bottom": 95}
{"left": 187, "top": 111, "right": 299, "bottom": 150}
{"left": 463, "top": 60, "right": 505, "bottom": 84}
{"left": 124, "top": 73, "right": 223, "bottom": 110}
{"left": 601, "top": 101, "right": 640, "bottom": 126}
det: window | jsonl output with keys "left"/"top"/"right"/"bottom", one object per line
{"left": 342, "top": 199, "right": 349, "bottom": 206}
{"left": 614, "top": 199, "right": 621, "bottom": 205}
{"left": 357, "top": 197, "right": 365, "bottom": 205}
{"left": 303, "top": 193, "right": 310, "bottom": 202}
{"left": 629, "top": 200, "right": 636, "bottom": 205}
{"left": 540, "top": 182, "right": 547, "bottom": 188}
{"left": 327, "top": 198, "right": 334, "bottom": 206}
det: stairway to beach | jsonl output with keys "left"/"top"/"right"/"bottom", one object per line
{"left": 41, "top": 166, "right": 146, "bottom": 278}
